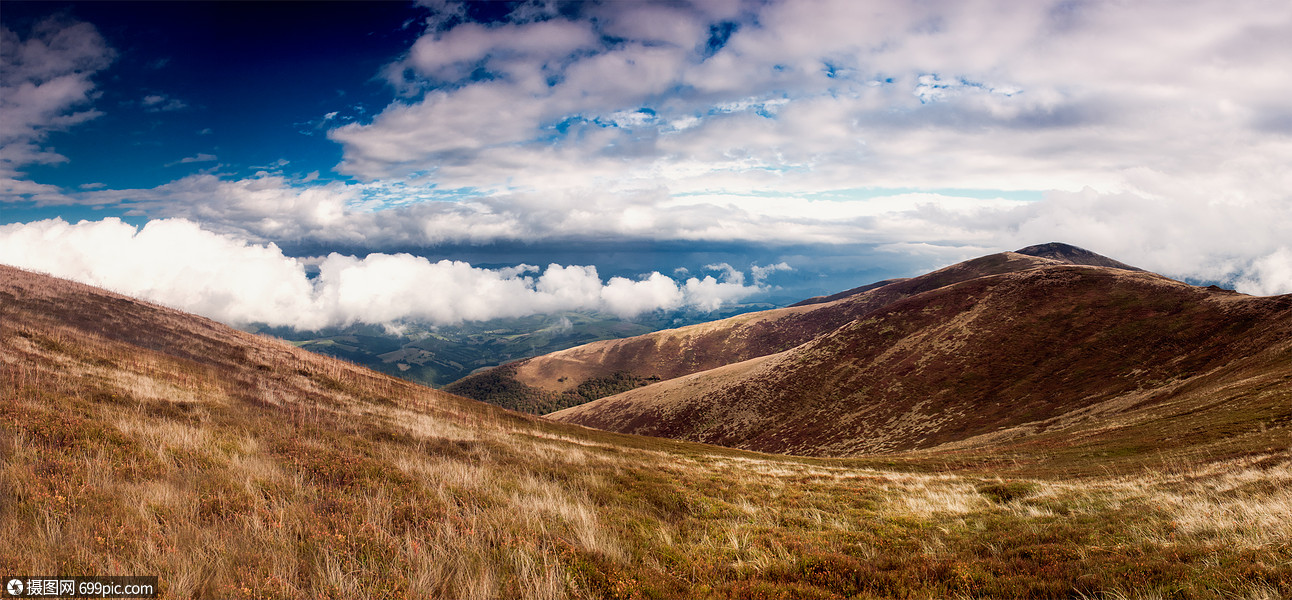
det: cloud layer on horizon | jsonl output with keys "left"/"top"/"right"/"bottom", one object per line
{"left": 65, "top": 172, "right": 1292, "bottom": 296}
{"left": 0, "top": 218, "right": 775, "bottom": 330}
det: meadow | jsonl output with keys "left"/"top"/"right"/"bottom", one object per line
{"left": 2, "top": 266, "right": 1290, "bottom": 598}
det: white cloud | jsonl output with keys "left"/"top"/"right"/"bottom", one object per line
{"left": 165, "top": 153, "right": 218, "bottom": 167}
{"left": 684, "top": 270, "right": 755, "bottom": 311}
{"left": 1235, "top": 249, "right": 1292, "bottom": 297}
{"left": 981, "top": 188, "right": 1292, "bottom": 294}
{"left": 0, "top": 218, "right": 772, "bottom": 329}
{"left": 591, "top": 3, "right": 707, "bottom": 48}
{"left": 87, "top": 174, "right": 358, "bottom": 242}
{"left": 600, "top": 273, "right": 686, "bottom": 317}
{"left": 74, "top": 174, "right": 830, "bottom": 245}
{"left": 751, "top": 262, "right": 793, "bottom": 285}
{"left": 398, "top": 19, "right": 599, "bottom": 84}
{"left": 703, "top": 263, "right": 743, "bottom": 284}
{"left": 65, "top": 169, "right": 1292, "bottom": 295}
{"left": 0, "top": 218, "right": 316, "bottom": 326}
{"left": 0, "top": 17, "right": 113, "bottom": 186}
{"left": 325, "top": 0, "right": 1292, "bottom": 212}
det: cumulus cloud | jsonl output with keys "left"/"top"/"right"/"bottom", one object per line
{"left": 0, "top": 17, "right": 113, "bottom": 193}
{"left": 87, "top": 174, "right": 358, "bottom": 242}
{"left": 0, "top": 218, "right": 315, "bottom": 326}
{"left": 319, "top": 0, "right": 1292, "bottom": 294}
{"left": 397, "top": 19, "right": 599, "bottom": 84}
{"left": 0, "top": 218, "right": 772, "bottom": 329}
{"left": 684, "top": 265, "right": 758, "bottom": 311}
{"left": 1234, "top": 249, "right": 1292, "bottom": 297}
{"left": 751, "top": 262, "right": 793, "bottom": 285}
{"left": 329, "top": 1, "right": 1292, "bottom": 205}
{"left": 600, "top": 272, "right": 686, "bottom": 317}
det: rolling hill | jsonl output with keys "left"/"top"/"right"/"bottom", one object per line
{"left": 450, "top": 243, "right": 1153, "bottom": 415}
{"left": 3, "top": 261, "right": 1291, "bottom": 598}
{"left": 550, "top": 260, "right": 1292, "bottom": 460}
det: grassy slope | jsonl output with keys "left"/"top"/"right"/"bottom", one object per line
{"left": 2, "top": 265, "right": 1290, "bottom": 599}
{"left": 551, "top": 265, "right": 1292, "bottom": 460}
{"left": 450, "top": 252, "right": 1067, "bottom": 413}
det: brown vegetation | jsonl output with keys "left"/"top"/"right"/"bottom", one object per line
{"left": 2, "top": 263, "right": 1290, "bottom": 598}
{"left": 452, "top": 249, "right": 1091, "bottom": 411}
{"left": 551, "top": 258, "right": 1292, "bottom": 461}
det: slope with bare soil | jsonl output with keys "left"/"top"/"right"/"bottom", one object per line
{"left": 551, "top": 263, "right": 1292, "bottom": 460}
{"left": 450, "top": 246, "right": 1112, "bottom": 413}
{"left": 3, "top": 264, "right": 1291, "bottom": 598}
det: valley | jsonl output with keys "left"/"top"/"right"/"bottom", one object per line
{"left": 256, "top": 304, "right": 775, "bottom": 390}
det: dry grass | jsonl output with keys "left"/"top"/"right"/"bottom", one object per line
{"left": 2, "top": 265, "right": 1290, "bottom": 598}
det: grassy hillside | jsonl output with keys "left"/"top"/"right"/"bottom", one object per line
{"left": 2, "top": 265, "right": 1290, "bottom": 598}
{"left": 451, "top": 252, "right": 1076, "bottom": 412}
{"left": 552, "top": 264, "right": 1292, "bottom": 460}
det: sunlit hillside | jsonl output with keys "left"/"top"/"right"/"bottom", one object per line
{"left": 2, "top": 264, "right": 1289, "bottom": 599}
{"left": 448, "top": 245, "right": 1151, "bottom": 415}
{"left": 551, "top": 254, "right": 1292, "bottom": 461}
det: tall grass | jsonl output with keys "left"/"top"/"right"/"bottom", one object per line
{"left": 2, "top": 268, "right": 1290, "bottom": 598}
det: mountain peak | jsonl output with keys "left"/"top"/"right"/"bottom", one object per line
{"left": 1014, "top": 242, "right": 1142, "bottom": 271}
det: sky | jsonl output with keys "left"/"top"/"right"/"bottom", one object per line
{"left": 2, "top": 0, "right": 1291, "bottom": 331}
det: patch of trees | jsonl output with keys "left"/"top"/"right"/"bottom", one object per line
{"left": 443, "top": 365, "right": 565, "bottom": 414}
{"left": 445, "top": 368, "right": 661, "bottom": 415}
{"left": 562, "top": 372, "right": 662, "bottom": 406}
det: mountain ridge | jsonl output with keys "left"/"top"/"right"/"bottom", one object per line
{"left": 1016, "top": 241, "right": 1144, "bottom": 271}
{"left": 549, "top": 263, "right": 1292, "bottom": 459}
{"left": 448, "top": 244, "right": 1143, "bottom": 414}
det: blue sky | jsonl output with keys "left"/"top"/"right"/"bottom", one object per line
{"left": 3, "top": 2, "right": 414, "bottom": 191}
{"left": 3, "top": 0, "right": 1292, "bottom": 330}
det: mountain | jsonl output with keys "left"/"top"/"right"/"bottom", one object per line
{"left": 449, "top": 244, "right": 1140, "bottom": 413}
{"left": 1015, "top": 241, "right": 1143, "bottom": 271}
{"left": 3, "top": 263, "right": 1290, "bottom": 597}
{"left": 549, "top": 248, "right": 1292, "bottom": 460}
{"left": 790, "top": 241, "right": 1138, "bottom": 308}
